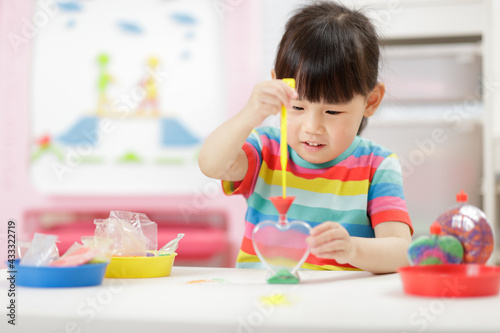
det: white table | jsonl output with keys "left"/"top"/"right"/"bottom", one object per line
{"left": 1, "top": 266, "right": 500, "bottom": 333}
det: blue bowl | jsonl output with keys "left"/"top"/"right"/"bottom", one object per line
{"left": 12, "top": 260, "right": 108, "bottom": 288}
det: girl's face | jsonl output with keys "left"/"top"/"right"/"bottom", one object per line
{"left": 287, "top": 94, "right": 371, "bottom": 164}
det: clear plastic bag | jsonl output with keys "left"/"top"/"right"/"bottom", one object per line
{"left": 94, "top": 219, "right": 108, "bottom": 239}
{"left": 16, "top": 240, "right": 32, "bottom": 259}
{"left": 20, "top": 233, "right": 60, "bottom": 267}
{"left": 94, "top": 211, "right": 157, "bottom": 256}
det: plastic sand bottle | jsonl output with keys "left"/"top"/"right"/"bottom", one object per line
{"left": 435, "top": 190, "right": 494, "bottom": 264}
{"left": 408, "top": 222, "right": 464, "bottom": 265}
{"left": 252, "top": 196, "right": 311, "bottom": 284}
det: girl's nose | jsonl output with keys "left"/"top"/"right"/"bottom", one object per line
{"left": 302, "top": 112, "right": 324, "bottom": 135}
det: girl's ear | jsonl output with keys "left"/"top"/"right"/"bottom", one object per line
{"left": 271, "top": 69, "right": 276, "bottom": 80}
{"left": 364, "top": 83, "right": 385, "bottom": 117}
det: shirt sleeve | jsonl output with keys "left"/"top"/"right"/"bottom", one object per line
{"left": 221, "top": 130, "right": 263, "bottom": 198}
{"left": 367, "top": 153, "right": 413, "bottom": 234}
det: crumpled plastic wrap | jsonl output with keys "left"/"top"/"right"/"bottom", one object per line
{"left": 94, "top": 211, "right": 158, "bottom": 256}
{"left": 19, "top": 233, "right": 112, "bottom": 267}
{"left": 20, "top": 233, "right": 60, "bottom": 267}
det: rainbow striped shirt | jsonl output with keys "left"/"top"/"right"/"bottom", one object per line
{"left": 222, "top": 127, "right": 412, "bottom": 271}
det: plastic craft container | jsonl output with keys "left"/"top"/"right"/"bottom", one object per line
{"left": 13, "top": 260, "right": 108, "bottom": 288}
{"left": 105, "top": 253, "right": 176, "bottom": 278}
{"left": 399, "top": 264, "right": 500, "bottom": 297}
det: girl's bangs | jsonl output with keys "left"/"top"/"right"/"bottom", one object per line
{"left": 276, "top": 39, "right": 367, "bottom": 105}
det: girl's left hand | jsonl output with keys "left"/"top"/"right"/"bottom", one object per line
{"left": 306, "top": 222, "right": 356, "bottom": 264}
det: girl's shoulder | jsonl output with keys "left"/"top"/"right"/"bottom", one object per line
{"left": 246, "top": 126, "right": 281, "bottom": 152}
{"left": 355, "top": 136, "right": 396, "bottom": 159}
{"left": 250, "top": 126, "right": 281, "bottom": 145}
{"left": 254, "top": 126, "right": 280, "bottom": 138}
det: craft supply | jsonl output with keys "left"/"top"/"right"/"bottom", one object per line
{"left": 20, "top": 233, "right": 59, "bottom": 267}
{"left": 435, "top": 190, "right": 493, "bottom": 264}
{"left": 280, "top": 78, "right": 295, "bottom": 198}
{"left": 94, "top": 211, "right": 158, "bottom": 257}
{"left": 407, "top": 222, "right": 464, "bottom": 265}
{"left": 15, "top": 260, "right": 107, "bottom": 288}
{"left": 156, "top": 233, "right": 185, "bottom": 256}
{"left": 252, "top": 78, "right": 311, "bottom": 284}
{"left": 50, "top": 245, "right": 101, "bottom": 267}
{"left": 260, "top": 292, "right": 292, "bottom": 305}
{"left": 105, "top": 253, "right": 176, "bottom": 278}
{"left": 252, "top": 196, "right": 311, "bottom": 284}
{"left": 267, "top": 268, "right": 299, "bottom": 284}
{"left": 399, "top": 264, "right": 500, "bottom": 297}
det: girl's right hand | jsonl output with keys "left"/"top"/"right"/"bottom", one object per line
{"left": 240, "top": 80, "right": 298, "bottom": 128}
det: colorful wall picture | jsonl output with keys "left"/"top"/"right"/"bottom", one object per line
{"left": 30, "top": 0, "right": 225, "bottom": 194}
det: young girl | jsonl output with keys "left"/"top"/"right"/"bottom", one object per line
{"left": 198, "top": 1, "right": 413, "bottom": 274}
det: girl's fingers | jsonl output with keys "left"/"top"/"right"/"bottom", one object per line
{"left": 307, "top": 223, "right": 348, "bottom": 249}
{"left": 263, "top": 81, "right": 297, "bottom": 108}
{"left": 259, "top": 93, "right": 283, "bottom": 110}
{"left": 288, "top": 86, "right": 298, "bottom": 99}
{"left": 308, "top": 230, "right": 344, "bottom": 249}
{"left": 277, "top": 80, "right": 298, "bottom": 106}
{"left": 307, "top": 223, "right": 353, "bottom": 264}
{"left": 252, "top": 80, "right": 297, "bottom": 110}
{"left": 259, "top": 103, "right": 281, "bottom": 117}
{"left": 314, "top": 239, "right": 345, "bottom": 253}
{"left": 265, "top": 84, "right": 293, "bottom": 109}
{"left": 310, "top": 221, "right": 340, "bottom": 236}
{"left": 261, "top": 91, "right": 287, "bottom": 110}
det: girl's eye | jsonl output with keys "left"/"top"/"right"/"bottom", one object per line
{"left": 326, "top": 110, "right": 341, "bottom": 115}
{"left": 292, "top": 106, "right": 304, "bottom": 111}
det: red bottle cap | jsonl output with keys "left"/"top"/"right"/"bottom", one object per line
{"left": 456, "top": 189, "right": 468, "bottom": 203}
{"left": 430, "top": 222, "right": 442, "bottom": 235}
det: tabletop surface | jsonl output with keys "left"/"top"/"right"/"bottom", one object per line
{"left": 2, "top": 266, "right": 500, "bottom": 333}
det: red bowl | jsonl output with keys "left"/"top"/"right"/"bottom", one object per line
{"left": 399, "top": 264, "right": 500, "bottom": 297}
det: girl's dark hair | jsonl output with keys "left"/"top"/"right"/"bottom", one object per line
{"left": 274, "top": 1, "right": 380, "bottom": 133}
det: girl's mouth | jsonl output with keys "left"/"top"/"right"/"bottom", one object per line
{"left": 302, "top": 141, "right": 325, "bottom": 152}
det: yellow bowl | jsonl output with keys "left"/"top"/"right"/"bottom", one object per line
{"left": 105, "top": 253, "right": 177, "bottom": 278}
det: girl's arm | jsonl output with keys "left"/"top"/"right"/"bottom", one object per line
{"left": 198, "top": 80, "right": 297, "bottom": 181}
{"left": 306, "top": 221, "right": 412, "bottom": 274}
{"left": 198, "top": 111, "right": 255, "bottom": 181}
